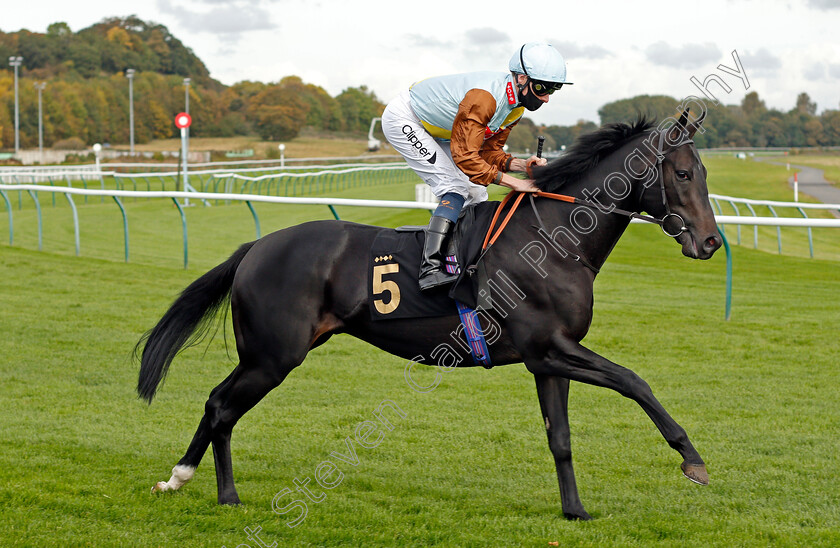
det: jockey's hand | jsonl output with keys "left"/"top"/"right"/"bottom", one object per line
{"left": 525, "top": 155, "right": 547, "bottom": 178}
{"left": 526, "top": 155, "right": 548, "bottom": 168}
{"left": 499, "top": 173, "right": 539, "bottom": 193}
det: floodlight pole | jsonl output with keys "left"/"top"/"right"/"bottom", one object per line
{"left": 9, "top": 56, "right": 23, "bottom": 155}
{"left": 184, "top": 77, "right": 190, "bottom": 162}
{"left": 34, "top": 82, "right": 46, "bottom": 164}
{"left": 126, "top": 69, "right": 135, "bottom": 155}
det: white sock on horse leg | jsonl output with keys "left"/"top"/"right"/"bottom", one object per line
{"left": 152, "top": 464, "right": 196, "bottom": 493}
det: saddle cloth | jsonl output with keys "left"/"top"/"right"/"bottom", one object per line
{"left": 367, "top": 201, "right": 497, "bottom": 321}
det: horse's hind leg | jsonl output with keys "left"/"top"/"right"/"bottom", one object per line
{"left": 533, "top": 374, "right": 591, "bottom": 520}
{"left": 151, "top": 357, "right": 297, "bottom": 503}
{"left": 207, "top": 359, "right": 296, "bottom": 505}
{"left": 151, "top": 369, "right": 238, "bottom": 494}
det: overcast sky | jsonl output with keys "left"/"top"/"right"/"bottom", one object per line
{"left": 3, "top": 0, "right": 840, "bottom": 127}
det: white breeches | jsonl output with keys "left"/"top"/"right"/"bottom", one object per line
{"left": 381, "top": 90, "right": 488, "bottom": 207}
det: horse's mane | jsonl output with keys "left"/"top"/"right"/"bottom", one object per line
{"left": 533, "top": 117, "right": 656, "bottom": 193}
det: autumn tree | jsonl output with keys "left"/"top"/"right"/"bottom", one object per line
{"left": 247, "top": 83, "right": 309, "bottom": 141}
{"left": 4, "top": 17, "right": 840, "bottom": 152}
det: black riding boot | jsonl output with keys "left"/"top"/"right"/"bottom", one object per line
{"left": 419, "top": 216, "right": 457, "bottom": 290}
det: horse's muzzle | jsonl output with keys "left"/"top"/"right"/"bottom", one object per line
{"left": 679, "top": 231, "right": 721, "bottom": 260}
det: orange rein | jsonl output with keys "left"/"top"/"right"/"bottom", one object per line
{"left": 481, "top": 191, "right": 576, "bottom": 251}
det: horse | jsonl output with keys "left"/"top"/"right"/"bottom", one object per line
{"left": 136, "top": 109, "right": 721, "bottom": 520}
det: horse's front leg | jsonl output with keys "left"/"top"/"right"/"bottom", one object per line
{"left": 532, "top": 373, "right": 591, "bottom": 520}
{"left": 527, "top": 336, "right": 709, "bottom": 486}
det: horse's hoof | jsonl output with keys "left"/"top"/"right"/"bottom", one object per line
{"left": 151, "top": 481, "right": 169, "bottom": 494}
{"left": 563, "top": 509, "right": 593, "bottom": 521}
{"left": 218, "top": 493, "right": 242, "bottom": 506}
{"left": 681, "top": 462, "right": 709, "bottom": 485}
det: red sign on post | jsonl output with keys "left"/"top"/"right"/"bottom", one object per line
{"left": 175, "top": 112, "right": 192, "bottom": 129}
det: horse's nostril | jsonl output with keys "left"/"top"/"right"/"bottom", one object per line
{"left": 704, "top": 236, "right": 720, "bottom": 250}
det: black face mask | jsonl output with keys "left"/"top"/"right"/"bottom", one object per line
{"left": 517, "top": 81, "right": 544, "bottom": 112}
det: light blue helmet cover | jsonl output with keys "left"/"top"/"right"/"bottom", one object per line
{"left": 509, "top": 42, "right": 572, "bottom": 84}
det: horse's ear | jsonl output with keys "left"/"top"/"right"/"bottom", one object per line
{"left": 665, "top": 108, "right": 692, "bottom": 145}
{"left": 686, "top": 109, "right": 706, "bottom": 138}
{"left": 677, "top": 108, "right": 690, "bottom": 129}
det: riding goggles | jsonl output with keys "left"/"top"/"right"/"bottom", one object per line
{"left": 530, "top": 79, "right": 564, "bottom": 96}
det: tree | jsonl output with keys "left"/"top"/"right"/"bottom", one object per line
{"left": 821, "top": 110, "right": 840, "bottom": 145}
{"left": 67, "top": 40, "right": 101, "bottom": 78}
{"left": 598, "top": 95, "right": 678, "bottom": 125}
{"left": 795, "top": 92, "right": 817, "bottom": 116}
{"left": 762, "top": 113, "right": 786, "bottom": 147}
{"left": 741, "top": 91, "right": 766, "bottom": 118}
{"left": 783, "top": 112, "right": 809, "bottom": 147}
{"left": 46, "top": 22, "right": 72, "bottom": 37}
{"left": 336, "top": 86, "right": 384, "bottom": 134}
{"left": 283, "top": 77, "right": 343, "bottom": 132}
{"left": 507, "top": 117, "right": 542, "bottom": 153}
{"left": 803, "top": 118, "right": 825, "bottom": 147}
{"left": 247, "top": 84, "right": 309, "bottom": 141}
{"left": 541, "top": 119, "right": 599, "bottom": 150}
{"left": 105, "top": 26, "right": 133, "bottom": 51}
{"left": 17, "top": 30, "right": 56, "bottom": 70}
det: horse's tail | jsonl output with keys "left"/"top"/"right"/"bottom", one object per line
{"left": 135, "top": 241, "right": 256, "bottom": 403}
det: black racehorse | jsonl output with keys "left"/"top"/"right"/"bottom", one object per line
{"left": 136, "top": 110, "right": 721, "bottom": 520}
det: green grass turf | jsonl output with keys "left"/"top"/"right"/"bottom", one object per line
{"left": 0, "top": 160, "right": 838, "bottom": 546}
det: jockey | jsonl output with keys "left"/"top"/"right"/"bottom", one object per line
{"left": 381, "top": 42, "right": 572, "bottom": 290}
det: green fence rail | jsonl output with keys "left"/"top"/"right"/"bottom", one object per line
{"left": 3, "top": 184, "right": 839, "bottom": 322}
{"left": 0, "top": 185, "right": 439, "bottom": 270}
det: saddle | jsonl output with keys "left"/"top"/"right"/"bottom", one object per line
{"left": 367, "top": 201, "right": 497, "bottom": 322}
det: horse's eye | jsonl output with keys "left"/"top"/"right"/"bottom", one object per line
{"left": 675, "top": 170, "right": 690, "bottom": 181}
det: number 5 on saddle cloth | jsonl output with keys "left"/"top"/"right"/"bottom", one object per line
{"left": 367, "top": 202, "right": 498, "bottom": 366}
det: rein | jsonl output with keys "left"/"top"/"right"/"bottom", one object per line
{"left": 477, "top": 133, "right": 695, "bottom": 274}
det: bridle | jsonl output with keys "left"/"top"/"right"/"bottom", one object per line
{"left": 534, "top": 128, "right": 694, "bottom": 238}
{"left": 478, "top": 128, "right": 695, "bottom": 274}
{"left": 650, "top": 129, "right": 694, "bottom": 238}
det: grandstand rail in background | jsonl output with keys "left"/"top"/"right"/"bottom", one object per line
{"left": 0, "top": 154, "right": 405, "bottom": 179}
{"left": 0, "top": 164, "right": 101, "bottom": 183}
{"left": 0, "top": 163, "right": 421, "bottom": 203}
